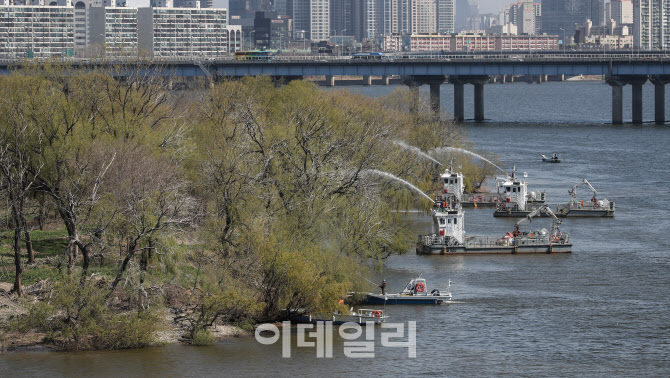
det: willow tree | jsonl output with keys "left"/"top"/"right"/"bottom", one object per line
{"left": 186, "top": 78, "right": 461, "bottom": 320}
{"left": 0, "top": 75, "right": 44, "bottom": 295}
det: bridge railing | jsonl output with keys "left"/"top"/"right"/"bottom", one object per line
{"left": 3, "top": 53, "right": 670, "bottom": 65}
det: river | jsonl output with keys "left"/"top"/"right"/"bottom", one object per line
{"left": 2, "top": 81, "right": 670, "bottom": 376}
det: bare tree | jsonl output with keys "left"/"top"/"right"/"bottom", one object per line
{"left": 0, "top": 77, "right": 44, "bottom": 295}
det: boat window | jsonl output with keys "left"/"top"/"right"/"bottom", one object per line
{"left": 443, "top": 178, "right": 448, "bottom": 184}
{"left": 439, "top": 218, "right": 445, "bottom": 225}
{"left": 506, "top": 187, "right": 511, "bottom": 192}
{"left": 448, "top": 219, "right": 451, "bottom": 224}
{"left": 454, "top": 218, "right": 458, "bottom": 224}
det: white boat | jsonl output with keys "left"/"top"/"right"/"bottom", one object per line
{"left": 541, "top": 153, "right": 561, "bottom": 163}
{"left": 360, "top": 277, "right": 452, "bottom": 305}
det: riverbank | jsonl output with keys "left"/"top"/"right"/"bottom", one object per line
{"left": 0, "top": 280, "right": 251, "bottom": 354}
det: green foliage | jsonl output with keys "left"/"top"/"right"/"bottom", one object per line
{"left": 11, "top": 275, "right": 161, "bottom": 350}
{"left": 1, "top": 67, "right": 494, "bottom": 346}
{"left": 191, "top": 328, "right": 215, "bottom": 346}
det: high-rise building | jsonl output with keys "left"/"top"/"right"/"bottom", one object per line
{"left": 0, "top": 4, "right": 75, "bottom": 58}
{"left": 454, "top": 0, "right": 470, "bottom": 32}
{"left": 310, "top": 0, "right": 330, "bottom": 41}
{"left": 288, "top": 0, "right": 310, "bottom": 37}
{"left": 517, "top": 0, "right": 536, "bottom": 34}
{"left": 611, "top": 0, "right": 633, "bottom": 25}
{"left": 331, "top": 0, "right": 354, "bottom": 35}
{"left": 634, "top": 0, "right": 670, "bottom": 49}
{"left": 379, "top": 0, "right": 410, "bottom": 35}
{"left": 541, "top": 0, "right": 590, "bottom": 36}
{"left": 0, "top": 2, "right": 234, "bottom": 58}
{"left": 411, "top": 0, "right": 436, "bottom": 34}
{"left": 289, "top": 0, "right": 329, "bottom": 41}
{"left": 436, "top": 0, "right": 455, "bottom": 34}
{"left": 589, "top": 0, "right": 605, "bottom": 26}
{"left": 254, "top": 11, "right": 290, "bottom": 49}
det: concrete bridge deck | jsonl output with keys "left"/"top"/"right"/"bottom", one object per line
{"left": 1, "top": 53, "right": 669, "bottom": 124}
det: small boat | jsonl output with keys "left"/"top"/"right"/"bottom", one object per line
{"left": 541, "top": 153, "right": 561, "bottom": 163}
{"left": 290, "top": 308, "right": 388, "bottom": 325}
{"left": 360, "top": 277, "right": 452, "bottom": 305}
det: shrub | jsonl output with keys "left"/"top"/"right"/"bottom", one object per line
{"left": 191, "top": 328, "right": 214, "bottom": 346}
{"left": 11, "top": 276, "right": 161, "bottom": 350}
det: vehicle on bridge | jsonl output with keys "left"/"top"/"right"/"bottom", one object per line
{"left": 233, "top": 51, "right": 273, "bottom": 61}
{"left": 352, "top": 52, "right": 385, "bottom": 60}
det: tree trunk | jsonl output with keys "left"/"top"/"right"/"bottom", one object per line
{"left": 22, "top": 215, "right": 34, "bottom": 264}
{"left": 11, "top": 228, "right": 23, "bottom": 296}
{"left": 78, "top": 241, "right": 90, "bottom": 277}
{"left": 109, "top": 240, "right": 137, "bottom": 296}
{"left": 37, "top": 193, "right": 46, "bottom": 231}
{"left": 25, "top": 229, "right": 34, "bottom": 264}
{"left": 58, "top": 210, "right": 78, "bottom": 272}
{"left": 67, "top": 241, "right": 75, "bottom": 272}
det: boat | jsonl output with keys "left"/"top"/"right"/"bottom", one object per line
{"left": 555, "top": 178, "right": 615, "bottom": 217}
{"left": 417, "top": 202, "right": 572, "bottom": 255}
{"left": 290, "top": 308, "right": 388, "bottom": 325}
{"left": 359, "top": 277, "right": 452, "bottom": 305}
{"left": 462, "top": 169, "right": 546, "bottom": 208}
{"left": 494, "top": 177, "right": 615, "bottom": 218}
{"left": 541, "top": 153, "right": 561, "bottom": 163}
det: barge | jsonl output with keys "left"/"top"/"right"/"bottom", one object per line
{"left": 494, "top": 177, "right": 615, "bottom": 218}
{"left": 418, "top": 165, "right": 571, "bottom": 255}
{"left": 290, "top": 308, "right": 388, "bottom": 325}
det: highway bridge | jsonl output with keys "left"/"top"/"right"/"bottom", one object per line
{"left": 2, "top": 52, "right": 669, "bottom": 124}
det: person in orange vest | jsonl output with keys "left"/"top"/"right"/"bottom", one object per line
{"left": 378, "top": 280, "right": 386, "bottom": 295}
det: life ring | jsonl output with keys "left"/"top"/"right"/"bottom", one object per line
{"left": 371, "top": 310, "right": 382, "bottom": 318}
{"left": 551, "top": 236, "right": 560, "bottom": 243}
{"left": 415, "top": 282, "right": 426, "bottom": 293}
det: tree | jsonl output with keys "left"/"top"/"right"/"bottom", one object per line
{"left": 0, "top": 75, "right": 44, "bottom": 295}
{"left": 105, "top": 142, "right": 196, "bottom": 294}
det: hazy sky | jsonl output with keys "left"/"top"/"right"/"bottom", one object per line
{"left": 126, "top": 0, "right": 509, "bottom": 15}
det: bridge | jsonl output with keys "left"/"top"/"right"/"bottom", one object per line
{"left": 2, "top": 52, "right": 670, "bottom": 124}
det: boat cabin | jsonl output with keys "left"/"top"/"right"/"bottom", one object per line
{"left": 401, "top": 278, "right": 430, "bottom": 295}
{"left": 432, "top": 208, "right": 465, "bottom": 244}
{"left": 440, "top": 164, "right": 464, "bottom": 203}
{"left": 499, "top": 166, "right": 528, "bottom": 210}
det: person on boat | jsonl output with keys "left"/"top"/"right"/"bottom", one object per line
{"left": 378, "top": 280, "right": 386, "bottom": 295}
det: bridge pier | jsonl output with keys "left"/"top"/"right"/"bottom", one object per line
{"left": 430, "top": 82, "right": 441, "bottom": 114}
{"left": 650, "top": 75, "right": 670, "bottom": 124}
{"left": 402, "top": 75, "right": 446, "bottom": 115}
{"left": 363, "top": 75, "right": 372, "bottom": 86}
{"left": 453, "top": 81, "right": 464, "bottom": 122}
{"left": 449, "top": 75, "right": 489, "bottom": 122}
{"left": 325, "top": 75, "right": 335, "bottom": 87}
{"left": 611, "top": 83, "right": 624, "bottom": 125}
{"left": 632, "top": 82, "right": 644, "bottom": 124}
{"left": 607, "top": 75, "right": 648, "bottom": 124}
{"left": 474, "top": 82, "right": 485, "bottom": 121}
{"left": 381, "top": 75, "right": 390, "bottom": 85}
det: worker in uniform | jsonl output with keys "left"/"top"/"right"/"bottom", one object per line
{"left": 378, "top": 280, "right": 386, "bottom": 295}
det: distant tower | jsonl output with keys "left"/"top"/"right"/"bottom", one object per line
{"left": 436, "top": 0, "right": 455, "bottom": 34}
